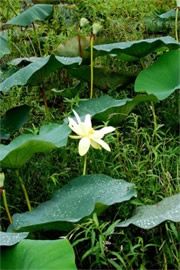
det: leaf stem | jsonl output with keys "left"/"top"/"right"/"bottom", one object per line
{"left": 90, "top": 35, "right": 94, "bottom": 99}
{"left": 15, "top": 170, "right": 32, "bottom": 211}
{"left": 32, "top": 23, "right": 42, "bottom": 57}
{"left": 175, "top": 7, "right": 179, "bottom": 42}
{"left": 40, "top": 85, "right": 49, "bottom": 112}
{"left": 83, "top": 154, "right": 87, "bottom": 176}
{"left": 2, "top": 189, "right": 12, "bottom": 224}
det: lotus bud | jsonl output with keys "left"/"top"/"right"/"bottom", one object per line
{"left": 176, "top": 0, "right": 180, "bottom": 8}
{"left": 80, "top": 17, "right": 89, "bottom": 28}
{"left": 92, "top": 23, "right": 102, "bottom": 35}
{"left": 0, "top": 173, "right": 5, "bottom": 188}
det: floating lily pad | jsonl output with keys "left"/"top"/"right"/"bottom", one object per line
{"left": 135, "top": 50, "right": 180, "bottom": 100}
{"left": 0, "top": 105, "right": 31, "bottom": 140}
{"left": 0, "top": 55, "right": 82, "bottom": 92}
{"left": 0, "top": 123, "right": 70, "bottom": 169}
{"left": 0, "top": 32, "right": 10, "bottom": 58}
{"left": 0, "top": 231, "right": 29, "bottom": 246}
{"left": 6, "top": 4, "right": 53, "bottom": 26}
{"left": 93, "top": 36, "right": 180, "bottom": 59}
{"left": 1, "top": 239, "right": 77, "bottom": 270}
{"left": 68, "top": 95, "right": 158, "bottom": 125}
{"left": 117, "top": 193, "right": 180, "bottom": 229}
{"left": 68, "top": 66, "right": 134, "bottom": 90}
{"left": 11, "top": 175, "right": 137, "bottom": 232}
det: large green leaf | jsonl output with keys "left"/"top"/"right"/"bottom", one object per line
{"left": 0, "top": 55, "right": 82, "bottom": 92}
{"left": 68, "top": 95, "right": 158, "bottom": 126}
{"left": 68, "top": 66, "right": 134, "bottom": 90}
{"left": 0, "top": 32, "right": 10, "bottom": 58}
{"left": 135, "top": 50, "right": 180, "bottom": 100}
{"left": 1, "top": 239, "right": 77, "bottom": 269}
{"left": 0, "top": 232, "right": 29, "bottom": 246}
{"left": 0, "top": 105, "right": 31, "bottom": 140}
{"left": 93, "top": 36, "right": 180, "bottom": 59}
{"left": 6, "top": 4, "right": 53, "bottom": 26}
{"left": 117, "top": 193, "right": 180, "bottom": 229}
{"left": 11, "top": 175, "right": 137, "bottom": 232}
{"left": 0, "top": 123, "right": 70, "bottom": 169}
{"left": 158, "top": 9, "right": 178, "bottom": 19}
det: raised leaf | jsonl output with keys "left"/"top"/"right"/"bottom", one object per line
{"left": 0, "top": 231, "right": 29, "bottom": 246}
{"left": 0, "top": 55, "right": 82, "bottom": 92}
{"left": 68, "top": 66, "right": 134, "bottom": 90}
{"left": 68, "top": 95, "right": 158, "bottom": 126}
{"left": 0, "top": 32, "right": 10, "bottom": 58}
{"left": 158, "top": 9, "right": 178, "bottom": 19}
{"left": 1, "top": 239, "right": 77, "bottom": 270}
{"left": 11, "top": 174, "right": 137, "bottom": 232}
{"left": 135, "top": 50, "right": 180, "bottom": 100}
{"left": 0, "top": 105, "right": 31, "bottom": 140}
{"left": 93, "top": 36, "right": 180, "bottom": 59}
{"left": 117, "top": 193, "right": 180, "bottom": 229}
{"left": 0, "top": 123, "right": 70, "bottom": 169}
{"left": 6, "top": 4, "right": 53, "bottom": 26}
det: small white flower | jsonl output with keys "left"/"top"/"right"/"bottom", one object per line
{"left": 68, "top": 110, "right": 115, "bottom": 156}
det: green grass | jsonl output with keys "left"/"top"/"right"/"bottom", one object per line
{"left": 0, "top": 0, "right": 179, "bottom": 269}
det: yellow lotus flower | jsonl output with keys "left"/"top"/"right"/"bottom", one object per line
{"left": 68, "top": 110, "right": 115, "bottom": 156}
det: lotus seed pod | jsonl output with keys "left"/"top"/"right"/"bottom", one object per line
{"left": 80, "top": 17, "right": 89, "bottom": 27}
{"left": 0, "top": 173, "right": 5, "bottom": 187}
{"left": 177, "top": 0, "right": 180, "bottom": 8}
{"left": 92, "top": 23, "right": 102, "bottom": 35}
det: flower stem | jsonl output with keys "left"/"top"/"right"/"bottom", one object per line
{"left": 175, "top": 7, "right": 179, "bottom": 42}
{"left": 90, "top": 35, "right": 94, "bottom": 99}
{"left": 83, "top": 154, "right": 87, "bottom": 175}
{"left": 15, "top": 170, "right": 32, "bottom": 211}
{"left": 2, "top": 189, "right": 12, "bottom": 224}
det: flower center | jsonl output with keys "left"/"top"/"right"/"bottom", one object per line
{"left": 88, "top": 128, "right": 95, "bottom": 136}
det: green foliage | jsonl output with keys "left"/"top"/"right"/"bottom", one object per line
{"left": 1, "top": 239, "right": 77, "bottom": 269}
{"left": 135, "top": 50, "right": 180, "bottom": 100}
{"left": 0, "top": 231, "right": 29, "bottom": 246}
{"left": 93, "top": 36, "right": 180, "bottom": 59}
{"left": 118, "top": 193, "right": 180, "bottom": 229}
{"left": 0, "top": 123, "right": 70, "bottom": 168}
{"left": 11, "top": 174, "right": 136, "bottom": 232}
{"left": 0, "top": 0, "right": 179, "bottom": 269}
{"left": 0, "top": 105, "right": 31, "bottom": 140}
{"left": 70, "top": 95, "right": 158, "bottom": 125}
{"left": 6, "top": 4, "right": 53, "bottom": 26}
{"left": 0, "top": 32, "right": 10, "bottom": 58}
{"left": 0, "top": 56, "right": 82, "bottom": 92}
{"left": 68, "top": 66, "right": 134, "bottom": 90}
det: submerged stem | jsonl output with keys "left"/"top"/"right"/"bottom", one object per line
{"left": 83, "top": 154, "right": 87, "bottom": 176}
{"left": 2, "top": 189, "right": 12, "bottom": 224}
{"left": 90, "top": 35, "right": 94, "bottom": 99}
{"left": 15, "top": 170, "right": 32, "bottom": 211}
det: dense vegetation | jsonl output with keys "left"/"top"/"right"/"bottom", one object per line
{"left": 0, "top": 0, "right": 179, "bottom": 269}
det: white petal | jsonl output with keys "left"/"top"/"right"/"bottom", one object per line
{"left": 90, "top": 130, "right": 104, "bottom": 140}
{"left": 98, "top": 126, "right": 115, "bottom": 135}
{"left": 84, "top": 114, "right": 92, "bottom": 128}
{"left": 73, "top": 110, "right": 81, "bottom": 124}
{"left": 90, "top": 139, "right": 101, "bottom": 149}
{"left": 93, "top": 138, "right": 111, "bottom": 152}
{"left": 78, "top": 137, "right": 90, "bottom": 156}
{"left": 79, "top": 122, "right": 90, "bottom": 135}
{"left": 68, "top": 117, "right": 84, "bottom": 136}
